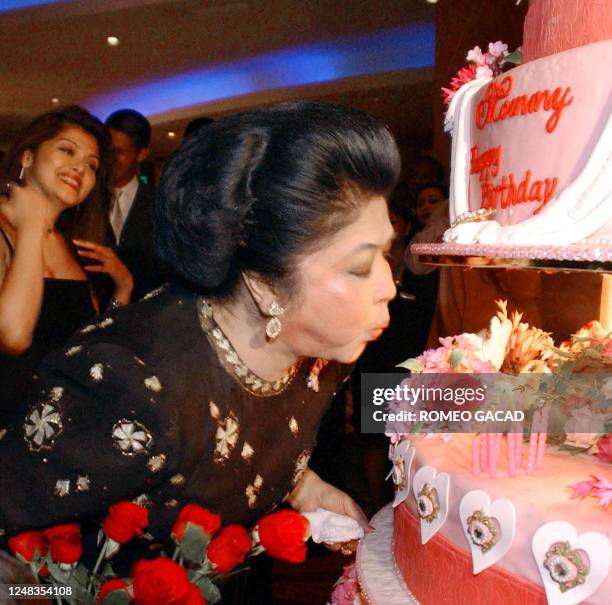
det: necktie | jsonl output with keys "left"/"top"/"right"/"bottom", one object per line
{"left": 110, "top": 190, "right": 123, "bottom": 244}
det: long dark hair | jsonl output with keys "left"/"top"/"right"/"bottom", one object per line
{"left": 157, "top": 101, "right": 401, "bottom": 298}
{"left": 1, "top": 105, "right": 114, "bottom": 244}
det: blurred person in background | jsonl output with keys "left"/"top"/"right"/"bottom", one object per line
{"left": 0, "top": 106, "right": 132, "bottom": 424}
{"left": 104, "top": 109, "right": 163, "bottom": 301}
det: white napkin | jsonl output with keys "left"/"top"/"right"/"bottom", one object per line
{"left": 303, "top": 508, "right": 365, "bottom": 544}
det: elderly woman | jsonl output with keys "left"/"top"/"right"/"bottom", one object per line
{"left": 0, "top": 102, "right": 399, "bottom": 570}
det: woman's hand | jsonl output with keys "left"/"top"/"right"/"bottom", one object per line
{"left": 73, "top": 239, "right": 134, "bottom": 305}
{"left": 287, "top": 468, "right": 367, "bottom": 555}
{"left": 2, "top": 183, "right": 50, "bottom": 235}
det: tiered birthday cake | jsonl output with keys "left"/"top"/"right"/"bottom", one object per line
{"left": 355, "top": 2, "right": 611, "bottom": 604}
{"left": 412, "top": 0, "right": 612, "bottom": 262}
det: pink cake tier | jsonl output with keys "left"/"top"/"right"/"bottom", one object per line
{"left": 523, "top": 0, "right": 612, "bottom": 63}
{"left": 442, "top": 39, "right": 612, "bottom": 250}
{"left": 390, "top": 434, "right": 611, "bottom": 605}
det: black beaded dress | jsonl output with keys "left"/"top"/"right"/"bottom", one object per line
{"left": 0, "top": 284, "right": 346, "bottom": 545}
{"left": 0, "top": 227, "right": 95, "bottom": 426}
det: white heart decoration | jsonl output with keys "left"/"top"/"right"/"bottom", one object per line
{"left": 385, "top": 440, "right": 415, "bottom": 508}
{"left": 531, "top": 521, "right": 611, "bottom": 605}
{"left": 412, "top": 466, "right": 450, "bottom": 545}
{"left": 459, "top": 490, "right": 516, "bottom": 574}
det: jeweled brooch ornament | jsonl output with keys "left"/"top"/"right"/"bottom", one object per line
{"left": 466, "top": 509, "right": 500, "bottom": 553}
{"left": 417, "top": 483, "right": 440, "bottom": 524}
{"left": 543, "top": 541, "right": 590, "bottom": 593}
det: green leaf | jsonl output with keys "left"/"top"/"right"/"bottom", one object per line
{"left": 194, "top": 576, "right": 222, "bottom": 604}
{"left": 66, "top": 573, "right": 95, "bottom": 605}
{"left": 180, "top": 523, "right": 210, "bottom": 564}
{"left": 583, "top": 347, "right": 602, "bottom": 360}
{"left": 449, "top": 349, "right": 464, "bottom": 370}
{"left": 501, "top": 48, "right": 522, "bottom": 66}
{"left": 103, "top": 591, "right": 132, "bottom": 605}
{"left": 47, "top": 561, "right": 70, "bottom": 584}
{"left": 396, "top": 358, "right": 422, "bottom": 372}
{"left": 102, "top": 562, "right": 118, "bottom": 579}
{"left": 73, "top": 563, "right": 90, "bottom": 586}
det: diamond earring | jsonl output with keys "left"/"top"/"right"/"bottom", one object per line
{"left": 265, "top": 301, "right": 284, "bottom": 340}
{"left": 18, "top": 165, "right": 25, "bottom": 182}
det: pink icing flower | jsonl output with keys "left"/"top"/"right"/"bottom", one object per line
{"left": 488, "top": 41, "right": 509, "bottom": 58}
{"left": 441, "top": 65, "right": 478, "bottom": 105}
{"left": 329, "top": 562, "right": 359, "bottom": 605}
{"left": 595, "top": 434, "right": 612, "bottom": 463}
{"left": 567, "top": 479, "right": 596, "bottom": 499}
{"left": 466, "top": 46, "right": 486, "bottom": 65}
{"left": 593, "top": 487, "right": 612, "bottom": 509}
{"left": 476, "top": 65, "right": 494, "bottom": 79}
{"left": 593, "top": 477, "right": 612, "bottom": 491}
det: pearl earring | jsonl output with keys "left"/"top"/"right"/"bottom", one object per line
{"left": 265, "top": 301, "right": 284, "bottom": 340}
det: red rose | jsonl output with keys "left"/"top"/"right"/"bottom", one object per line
{"left": 131, "top": 558, "right": 205, "bottom": 605}
{"left": 97, "top": 578, "right": 132, "bottom": 604}
{"left": 257, "top": 510, "right": 309, "bottom": 563}
{"left": 103, "top": 501, "right": 149, "bottom": 544}
{"left": 171, "top": 504, "right": 221, "bottom": 543}
{"left": 8, "top": 530, "right": 48, "bottom": 562}
{"left": 44, "top": 523, "right": 82, "bottom": 564}
{"left": 207, "top": 525, "right": 252, "bottom": 573}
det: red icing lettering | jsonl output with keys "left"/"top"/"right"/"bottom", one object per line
{"left": 470, "top": 145, "right": 503, "bottom": 181}
{"left": 475, "top": 75, "right": 573, "bottom": 133}
{"left": 545, "top": 88, "right": 573, "bottom": 132}
{"left": 478, "top": 170, "right": 558, "bottom": 215}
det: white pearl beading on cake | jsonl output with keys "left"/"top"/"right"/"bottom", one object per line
{"left": 451, "top": 208, "right": 497, "bottom": 228}
{"left": 411, "top": 242, "right": 612, "bottom": 262}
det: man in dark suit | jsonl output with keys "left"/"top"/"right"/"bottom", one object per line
{"left": 105, "top": 109, "right": 163, "bottom": 301}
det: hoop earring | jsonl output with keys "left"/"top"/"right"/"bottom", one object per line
{"left": 265, "top": 301, "right": 284, "bottom": 340}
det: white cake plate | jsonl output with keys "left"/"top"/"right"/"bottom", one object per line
{"left": 356, "top": 503, "right": 421, "bottom": 605}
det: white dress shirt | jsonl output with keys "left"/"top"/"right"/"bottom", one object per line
{"left": 110, "top": 175, "right": 139, "bottom": 243}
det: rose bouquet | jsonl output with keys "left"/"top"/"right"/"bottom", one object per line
{"left": 8, "top": 504, "right": 312, "bottom": 604}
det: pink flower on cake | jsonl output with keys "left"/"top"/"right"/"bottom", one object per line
{"left": 568, "top": 476, "right": 612, "bottom": 509}
{"left": 475, "top": 65, "right": 494, "bottom": 79}
{"left": 593, "top": 477, "right": 612, "bottom": 509}
{"left": 329, "top": 562, "right": 359, "bottom": 605}
{"left": 488, "top": 41, "right": 509, "bottom": 58}
{"left": 595, "top": 434, "right": 612, "bottom": 463}
{"left": 568, "top": 477, "right": 597, "bottom": 499}
{"left": 441, "top": 65, "right": 478, "bottom": 105}
{"left": 466, "top": 46, "right": 486, "bottom": 65}
{"left": 442, "top": 41, "right": 519, "bottom": 106}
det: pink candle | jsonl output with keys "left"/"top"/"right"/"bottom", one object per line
{"left": 507, "top": 431, "right": 517, "bottom": 477}
{"left": 515, "top": 424, "right": 523, "bottom": 468}
{"left": 536, "top": 408, "right": 549, "bottom": 470}
{"left": 488, "top": 433, "right": 497, "bottom": 478}
{"left": 472, "top": 436, "right": 480, "bottom": 476}
{"left": 480, "top": 433, "right": 488, "bottom": 471}
{"left": 537, "top": 432, "right": 547, "bottom": 470}
{"left": 527, "top": 431, "right": 538, "bottom": 474}
{"left": 496, "top": 432, "right": 502, "bottom": 463}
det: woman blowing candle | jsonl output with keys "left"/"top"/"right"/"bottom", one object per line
{"left": 0, "top": 102, "right": 400, "bottom": 588}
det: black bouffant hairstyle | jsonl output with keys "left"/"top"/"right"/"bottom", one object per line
{"left": 156, "top": 101, "right": 401, "bottom": 298}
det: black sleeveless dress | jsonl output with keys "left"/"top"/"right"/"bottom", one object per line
{"left": 0, "top": 228, "right": 95, "bottom": 426}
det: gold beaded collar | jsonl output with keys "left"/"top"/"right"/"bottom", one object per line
{"left": 196, "top": 297, "right": 303, "bottom": 397}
